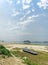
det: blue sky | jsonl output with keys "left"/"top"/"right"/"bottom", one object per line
{"left": 0, "top": 0, "right": 48, "bottom": 42}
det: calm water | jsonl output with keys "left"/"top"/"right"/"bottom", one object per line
{"left": 31, "top": 43, "right": 48, "bottom": 46}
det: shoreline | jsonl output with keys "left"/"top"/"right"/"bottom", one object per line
{"left": 0, "top": 43, "right": 48, "bottom": 52}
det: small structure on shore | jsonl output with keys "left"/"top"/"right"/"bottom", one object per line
{"left": 23, "top": 48, "right": 38, "bottom": 55}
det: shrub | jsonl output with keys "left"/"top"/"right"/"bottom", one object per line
{"left": 0, "top": 45, "right": 11, "bottom": 57}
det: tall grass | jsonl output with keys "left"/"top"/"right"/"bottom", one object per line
{"left": 11, "top": 48, "right": 48, "bottom": 65}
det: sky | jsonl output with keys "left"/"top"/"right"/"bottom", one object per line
{"left": 0, "top": 0, "right": 48, "bottom": 42}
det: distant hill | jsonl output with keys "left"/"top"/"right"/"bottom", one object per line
{"left": 23, "top": 40, "right": 31, "bottom": 44}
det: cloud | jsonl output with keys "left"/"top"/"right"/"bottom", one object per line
{"left": 19, "top": 14, "right": 39, "bottom": 27}
{"left": 28, "top": 16, "right": 32, "bottom": 19}
{"left": 32, "top": 8, "right": 35, "bottom": 12}
{"left": 19, "top": 10, "right": 31, "bottom": 21}
{"left": 11, "top": 9, "right": 19, "bottom": 16}
{"left": 25, "top": 0, "right": 32, "bottom": 4}
{"left": 3, "top": 13, "right": 42, "bottom": 32}
{"left": 8, "top": 25, "right": 32, "bottom": 35}
{"left": 32, "top": 15, "right": 39, "bottom": 18}
{"left": 22, "top": 0, "right": 31, "bottom": 9}
{"left": 17, "top": 21, "right": 29, "bottom": 27}
{"left": 9, "top": 14, "right": 40, "bottom": 31}
{"left": 7, "top": 20, "right": 30, "bottom": 31}
{"left": 0, "top": 0, "right": 4, "bottom": 3}
{"left": 22, "top": 0, "right": 32, "bottom": 4}
{"left": 37, "top": 0, "right": 48, "bottom": 9}
{"left": 27, "top": 10, "right": 31, "bottom": 14}
{"left": 16, "top": 32, "right": 32, "bottom": 35}
{"left": 7, "top": 13, "right": 46, "bottom": 31}
{"left": 19, "top": 16, "right": 25, "bottom": 21}
{"left": 0, "top": 0, "right": 4, "bottom": 6}
{"left": 16, "top": 0, "right": 20, "bottom": 4}
{"left": 19, "top": 10, "right": 39, "bottom": 22}
{"left": 23, "top": 4, "right": 30, "bottom": 9}
{"left": 6, "top": 0, "right": 13, "bottom": 5}
{"left": 7, "top": 21, "right": 17, "bottom": 31}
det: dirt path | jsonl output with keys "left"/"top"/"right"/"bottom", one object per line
{"left": 0, "top": 52, "right": 26, "bottom": 65}
{"left": 11, "top": 54, "right": 26, "bottom": 65}
{"left": 0, "top": 55, "right": 26, "bottom": 65}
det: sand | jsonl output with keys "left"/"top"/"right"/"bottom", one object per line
{"left": 0, "top": 57, "right": 26, "bottom": 65}
{"left": 3, "top": 44, "right": 48, "bottom": 52}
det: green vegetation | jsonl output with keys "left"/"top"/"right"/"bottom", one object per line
{"left": 0, "top": 45, "right": 11, "bottom": 57}
{"left": 22, "top": 57, "right": 38, "bottom": 65}
{"left": 11, "top": 48, "right": 48, "bottom": 65}
{"left": 23, "top": 40, "right": 31, "bottom": 44}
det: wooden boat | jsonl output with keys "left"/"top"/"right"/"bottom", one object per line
{"left": 23, "top": 48, "right": 38, "bottom": 55}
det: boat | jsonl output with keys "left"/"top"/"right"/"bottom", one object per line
{"left": 23, "top": 48, "right": 38, "bottom": 55}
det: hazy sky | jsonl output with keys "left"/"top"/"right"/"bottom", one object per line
{"left": 0, "top": 0, "right": 48, "bottom": 42}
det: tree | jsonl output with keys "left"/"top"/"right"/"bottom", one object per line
{"left": 23, "top": 40, "right": 31, "bottom": 44}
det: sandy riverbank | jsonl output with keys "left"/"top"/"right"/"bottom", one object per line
{"left": 1, "top": 43, "right": 48, "bottom": 52}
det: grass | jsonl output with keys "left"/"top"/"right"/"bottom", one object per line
{"left": 11, "top": 48, "right": 48, "bottom": 65}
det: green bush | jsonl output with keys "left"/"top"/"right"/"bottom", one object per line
{"left": 0, "top": 45, "right": 11, "bottom": 57}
